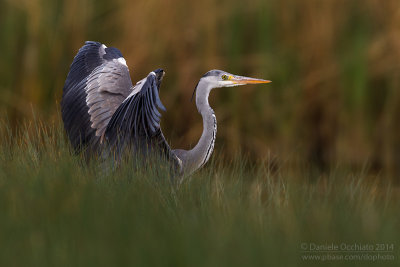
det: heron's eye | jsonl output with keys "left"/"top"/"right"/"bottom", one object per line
{"left": 221, "top": 75, "right": 228, "bottom": 80}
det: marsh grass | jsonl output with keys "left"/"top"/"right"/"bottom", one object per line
{"left": 0, "top": 119, "right": 398, "bottom": 266}
{"left": 3, "top": 0, "right": 400, "bottom": 177}
{"left": 0, "top": 1, "right": 399, "bottom": 264}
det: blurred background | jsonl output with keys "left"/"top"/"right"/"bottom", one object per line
{"left": 1, "top": 0, "right": 400, "bottom": 179}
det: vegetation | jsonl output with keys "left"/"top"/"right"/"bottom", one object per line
{"left": 0, "top": 0, "right": 399, "bottom": 265}
{"left": 2, "top": 0, "right": 400, "bottom": 177}
{"left": 0, "top": 120, "right": 398, "bottom": 266}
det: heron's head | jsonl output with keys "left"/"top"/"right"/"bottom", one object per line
{"left": 191, "top": 70, "right": 271, "bottom": 101}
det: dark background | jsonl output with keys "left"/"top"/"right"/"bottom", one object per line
{"left": 1, "top": 0, "right": 400, "bottom": 178}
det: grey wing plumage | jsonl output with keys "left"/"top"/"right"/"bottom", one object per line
{"left": 61, "top": 41, "right": 133, "bottom": 153}
{"left": 105, "top": 70, "right": 182, "bottom": 172}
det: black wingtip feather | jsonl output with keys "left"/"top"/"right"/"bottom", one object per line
{"left": 104, "top": 69, "right": 168, "bottom": 156}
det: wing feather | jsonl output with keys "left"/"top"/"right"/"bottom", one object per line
{"left": 104, "top": 70, "right": 182, "bottom": 173}
{"left": 62, "top": 42, "right": 182, "bottom": 173}
{"left": 61, "top": 41, "right": 133, "bottom": 153}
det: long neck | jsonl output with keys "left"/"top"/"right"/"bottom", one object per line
{"left": 183, "top": 81, "right": 217, "bottom": 174}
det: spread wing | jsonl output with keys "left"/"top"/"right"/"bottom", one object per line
{"left": 61, "top": 41, "right": 133, "bottom": 153}
{"left": 104, "top": 70, "right": 182, "bottom": 172}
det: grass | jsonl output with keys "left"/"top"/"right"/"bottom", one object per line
{"left": 0, "top": 120, "right": 398, "bottom": 266}
{"left": 2, "top": 0, "right": 400, "bottom": 176}
{"left": 0, "top": 1, "right": 399, "bottom": 265}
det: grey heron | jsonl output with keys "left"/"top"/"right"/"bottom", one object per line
{"left": 61, "top": 41, "right": 270, "bottom": 176}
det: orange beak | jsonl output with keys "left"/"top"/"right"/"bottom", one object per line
{"left": 231, "top": 75, "right": 271, "bottom": 85}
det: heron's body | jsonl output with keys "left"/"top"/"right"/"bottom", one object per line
{"left": 61, "top": 41, "right": 270, "bottom": 177}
